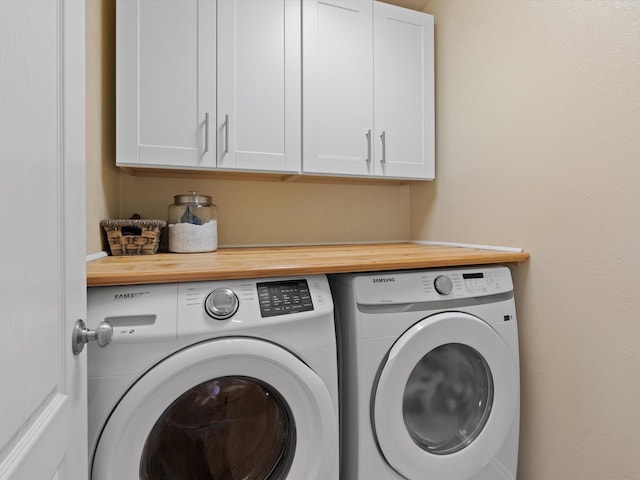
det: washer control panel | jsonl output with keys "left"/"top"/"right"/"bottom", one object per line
{"left": 203, "top": 279, "right": 315, "bottom": 319}
{"left": 354, "top": 266, "right": 513, "bottom": 305}
{"left": 175, "top": 275, "right": 332, "bottom": 337}
{"left": 87, "top": 275, "right": 333, "bottom": 343}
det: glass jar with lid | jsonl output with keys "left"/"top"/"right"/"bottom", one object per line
{"left": 168, "top": 192, "right": 218, "bottom": 253}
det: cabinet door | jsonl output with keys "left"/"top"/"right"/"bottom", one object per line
{"left": 373, "top": 2, "right": 434, "bottom": 179}
{"left": 117, "top": 0, "right": 216, "bottom": 168}
{"left": 303, "top": 0, "right": 374, "bottom": 176}
{"left": 217, "top": 0, "right": 301, "bottom": 172}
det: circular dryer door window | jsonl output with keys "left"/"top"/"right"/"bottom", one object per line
{"left": 140, "top": 376, "right": 294, "bottom": 479}
{"left": 373, "top": 312, "right": 518, "bottom": 480}
{"left": 403, "top": 343, "right": 494, "bottom": 455}
{"left": 92, "top": 338, "right": 338, "bottom": 480}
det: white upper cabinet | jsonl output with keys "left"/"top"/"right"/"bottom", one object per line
{"left": 217, "top": 0, "right": 301, "bottom": 173}
{"left": 117, "top": 0, "right": 299, "bottom": 173}
{"left": 374, "top": 2, "right": 434, "bottom": 179}
{"left": 302, "top": 0, "right": 374, "bottom": 176}
{"left": 117, "top": 0, "right": 216, "bottom": 168}
{"left": 117, "top": 0, "right": 433, "bottom": 179}
{"left": 303, "top": 0, "right": 434, "bottom": 180}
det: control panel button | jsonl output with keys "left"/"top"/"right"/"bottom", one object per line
{"left": 205, "top": 288, "right": 239, "bottom": 320}
{"left": 434, "top": 275, "right": 453, "bottom": 295}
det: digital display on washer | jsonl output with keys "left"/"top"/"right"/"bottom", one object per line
{"left": 256, "top": 279, "right": 314, "bottom": 317}
{"left": 462, "top": 272, "right": 485, "bottom": 279}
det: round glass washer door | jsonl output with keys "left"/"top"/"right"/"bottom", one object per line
{"left": 92, "top": 337, "right": 338, "bottom": 480}
{"left": 373, "top": 312, "right": 518, "bottom": 480}
{"left": 140, "top": 376, "right": 293, "bottom": 479}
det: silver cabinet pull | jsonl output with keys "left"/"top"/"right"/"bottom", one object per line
{"left": 224, "top": 114, "right": 229, "bottom": 155}
{"left": 380, "top": 131, "right": 386, "bottom": 164}
{"left": 204, "top": 112, "right": 210, "bottom": 153}
{"left": 366, "top": 129, "right": 372, "bottom": 163}
{"left": 72, "top": 319, "right": 113, "bottom": 355}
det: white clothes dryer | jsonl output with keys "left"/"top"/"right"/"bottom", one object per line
{"left": 330, "top": 266, "right": 520, "bottom": 480}
{"left": 87, "top": 275, "right": 338, "bottom": 480}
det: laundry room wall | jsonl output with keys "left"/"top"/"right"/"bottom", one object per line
{"left": 411, "top": 1, "right": 640, "bottom": 478}
{"left": 86, "top": 0, "right": 119, "bottom": 251}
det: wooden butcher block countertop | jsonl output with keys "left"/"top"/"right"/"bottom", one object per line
{"left": 86, "top": 242, "right": 529, "bottom": 287}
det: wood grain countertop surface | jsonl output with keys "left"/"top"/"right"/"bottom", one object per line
{"left": 86, "top": 242, "right": 529, "bottom": 287}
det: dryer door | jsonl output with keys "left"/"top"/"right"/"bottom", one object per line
{"left": 92, "top": 337, "right": 338, "bottom": 480}
{"left": 373, "top": 312, "right": 518, "bottom": 480}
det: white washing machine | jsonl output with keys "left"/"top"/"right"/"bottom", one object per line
{"left": 87, "top": 274, "right": 339, "bottom": 480}
{"left": 330, "top": 266, "right": 520, "bottom": 480}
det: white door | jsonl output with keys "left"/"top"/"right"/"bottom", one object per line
{"left": 302, "top": 0, "right": 373, "bottom": 176}
{"left": 373, "top": 313, "right": 518, "bottom": 480}
{"left": 116, "top": 0, "right": 216, "bottom": 168}
{"left": 373, "top": 2, "right": 434, "bottom": 179}
{"left": 217, "top": 0, "right": 301, "bottom": 173}
{"left": 0, "top": 1, "right": 87, "bottom": 479}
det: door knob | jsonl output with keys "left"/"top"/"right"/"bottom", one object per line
{"left": 72, "top": 319, "right": 113, "bottom": 355}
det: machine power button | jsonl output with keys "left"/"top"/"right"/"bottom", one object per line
{"left": 205, "top": 288, "right": 239, "bottom": 320}
{"left": 434, "top": 275, "right": 453, "bottom": 295}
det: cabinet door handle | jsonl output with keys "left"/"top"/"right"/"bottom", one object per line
{"left": 380, "top": 131, "right": 386, "bottom": 165}
{"left": 204, "top": 112, "right": 210, "bottom": 153}
{"left": 366, "top": 129, "right": 372, "bottom": 164}
{"left": 224, "top": 114, "right": 229, "bottom": 155}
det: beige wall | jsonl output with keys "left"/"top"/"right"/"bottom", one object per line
{"left": 86, "top": 0, "right": 119, "bottom": 251}
{"left": 119, "top": 173, "right": 409, "bottom": 247}
{"left": 413, "top": 1, "right": 640, "bottom": 478}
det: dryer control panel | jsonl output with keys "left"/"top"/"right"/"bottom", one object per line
{"left": 353, "top": 266, "right": 513, "bottom": 305}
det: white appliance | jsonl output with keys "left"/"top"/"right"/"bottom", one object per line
{"left": 87, "top": 275, "right": 339, "bottom": 480}
{"left": 330, "top": 266, "right": 520, "bottom": 480}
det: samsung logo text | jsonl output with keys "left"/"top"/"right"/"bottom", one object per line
{"left": 114, "top": 291, "right": 150, "bottom": 300}
{"left": 372, "top": 278, "right": 395, "bottom": 284}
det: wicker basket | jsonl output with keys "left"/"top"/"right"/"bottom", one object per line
{"left": 101, "top": 219, "right": 166, "bottom": 256}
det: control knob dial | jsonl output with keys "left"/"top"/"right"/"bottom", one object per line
{"left": 205, "top": 288, "right": 239, "bottom": 320}
{"left": 434, "top": 275, "right": 453, "bottom": 296}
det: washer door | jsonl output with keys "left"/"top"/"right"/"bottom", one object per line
{"left": 374, "top": 312, "right": 518, "bottom": 480}
{"left": 92, "top": 338, "right": 338, "bottom": 480}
